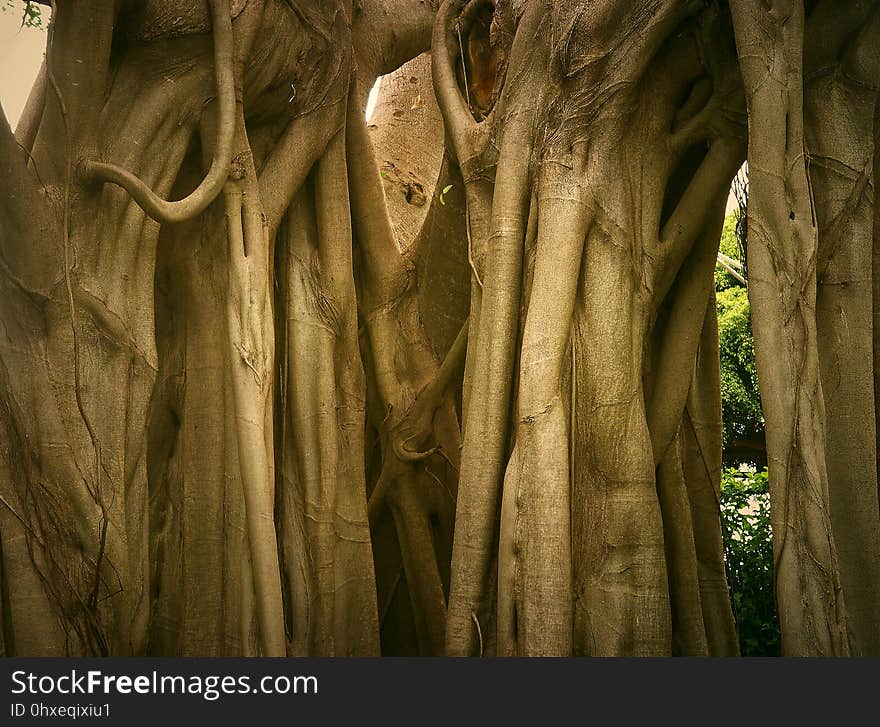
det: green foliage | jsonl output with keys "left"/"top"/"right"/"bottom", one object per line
{"left": 717, "top": 286, "right": 763, "bottom": 459}
{"left": 2, "top": 0, "right": 43, "bottom": 29}
{"left": 715, "top": 207, "right": 778, "bottom": 655}
{"left": 715, "top": 213, "right": 764, "bottom": 467}
{"left": 714, "top": 213, "right": 742, "bottom": 290}
{"left": 719, "top": 467, "right": 780, "bottom": 656}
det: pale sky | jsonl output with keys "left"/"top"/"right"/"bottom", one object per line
{"left": 0, "top": 3, "right": 48, "bottom": 129}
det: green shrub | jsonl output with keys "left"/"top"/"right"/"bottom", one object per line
{"left": 716, "top": 214, "right": 765, "bottom": 468}
{"left": 719, "top": 466, "right": 780, "bottom": 656}
{"left": 717, "top": 286, "right": 764, "bottom": 464}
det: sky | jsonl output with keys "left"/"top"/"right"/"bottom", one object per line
{"left": 0, "top": 3, "right": 47, "bottom": 129}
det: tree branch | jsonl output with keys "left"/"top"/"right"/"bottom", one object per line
{"left": 648, "top": 191, "right": 727, "bottom": 467}
{"left": 354, "top": 0, "right": 440, "bottom": 81}
{"left": 653, "top": 137, "right": 745, "bottom": 304}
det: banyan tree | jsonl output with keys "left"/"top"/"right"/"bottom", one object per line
{"left": 0, "top": 0, "right": 878, "bottom": 657}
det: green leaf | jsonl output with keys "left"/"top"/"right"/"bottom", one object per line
{"left": 440, "top": 184, "right": 453, "bottom": 205}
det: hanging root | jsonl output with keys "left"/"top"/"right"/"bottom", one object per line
{"left": 387, "top": 469, "right": 448, "bottom": 655}
{"left": 79, "top": 0, "right": 236, "bottom": 225}
{"left": 647, "top": 186, "right": 730, "bottom": 465}
{"left": 681, "top": 300, "right": 739, "bottom": 656}
{"left": 444, "top": 0, "right": 547, "bottom": 657}
{"left": 221, "top": 113, "right": 285, "bottom": 657}
{"left": 496, "top": 148, "right": 591, "bottom": 656}
{"left": 655, "top": 429, "right": 708, "bottom": 655}
{"left": 645, "top": 190, "right": 729, "bottom": 656}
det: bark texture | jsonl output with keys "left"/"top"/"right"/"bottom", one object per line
{"left": 0, "top": 0, "right": 878, "bottom": 657}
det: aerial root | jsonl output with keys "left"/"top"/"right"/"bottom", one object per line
{"left": 79, "top": 0, "right": 237, "bottom": 225}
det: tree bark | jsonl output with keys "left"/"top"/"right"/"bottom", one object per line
{"left": 730, "top": 0, "right": 849, "bottom": 656}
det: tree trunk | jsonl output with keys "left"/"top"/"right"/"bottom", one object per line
{"left": 730, "top": 0, "right": 848, "bottom": 656}
{"left": 1, "top": 0, "right": 877, "bottom": 658}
